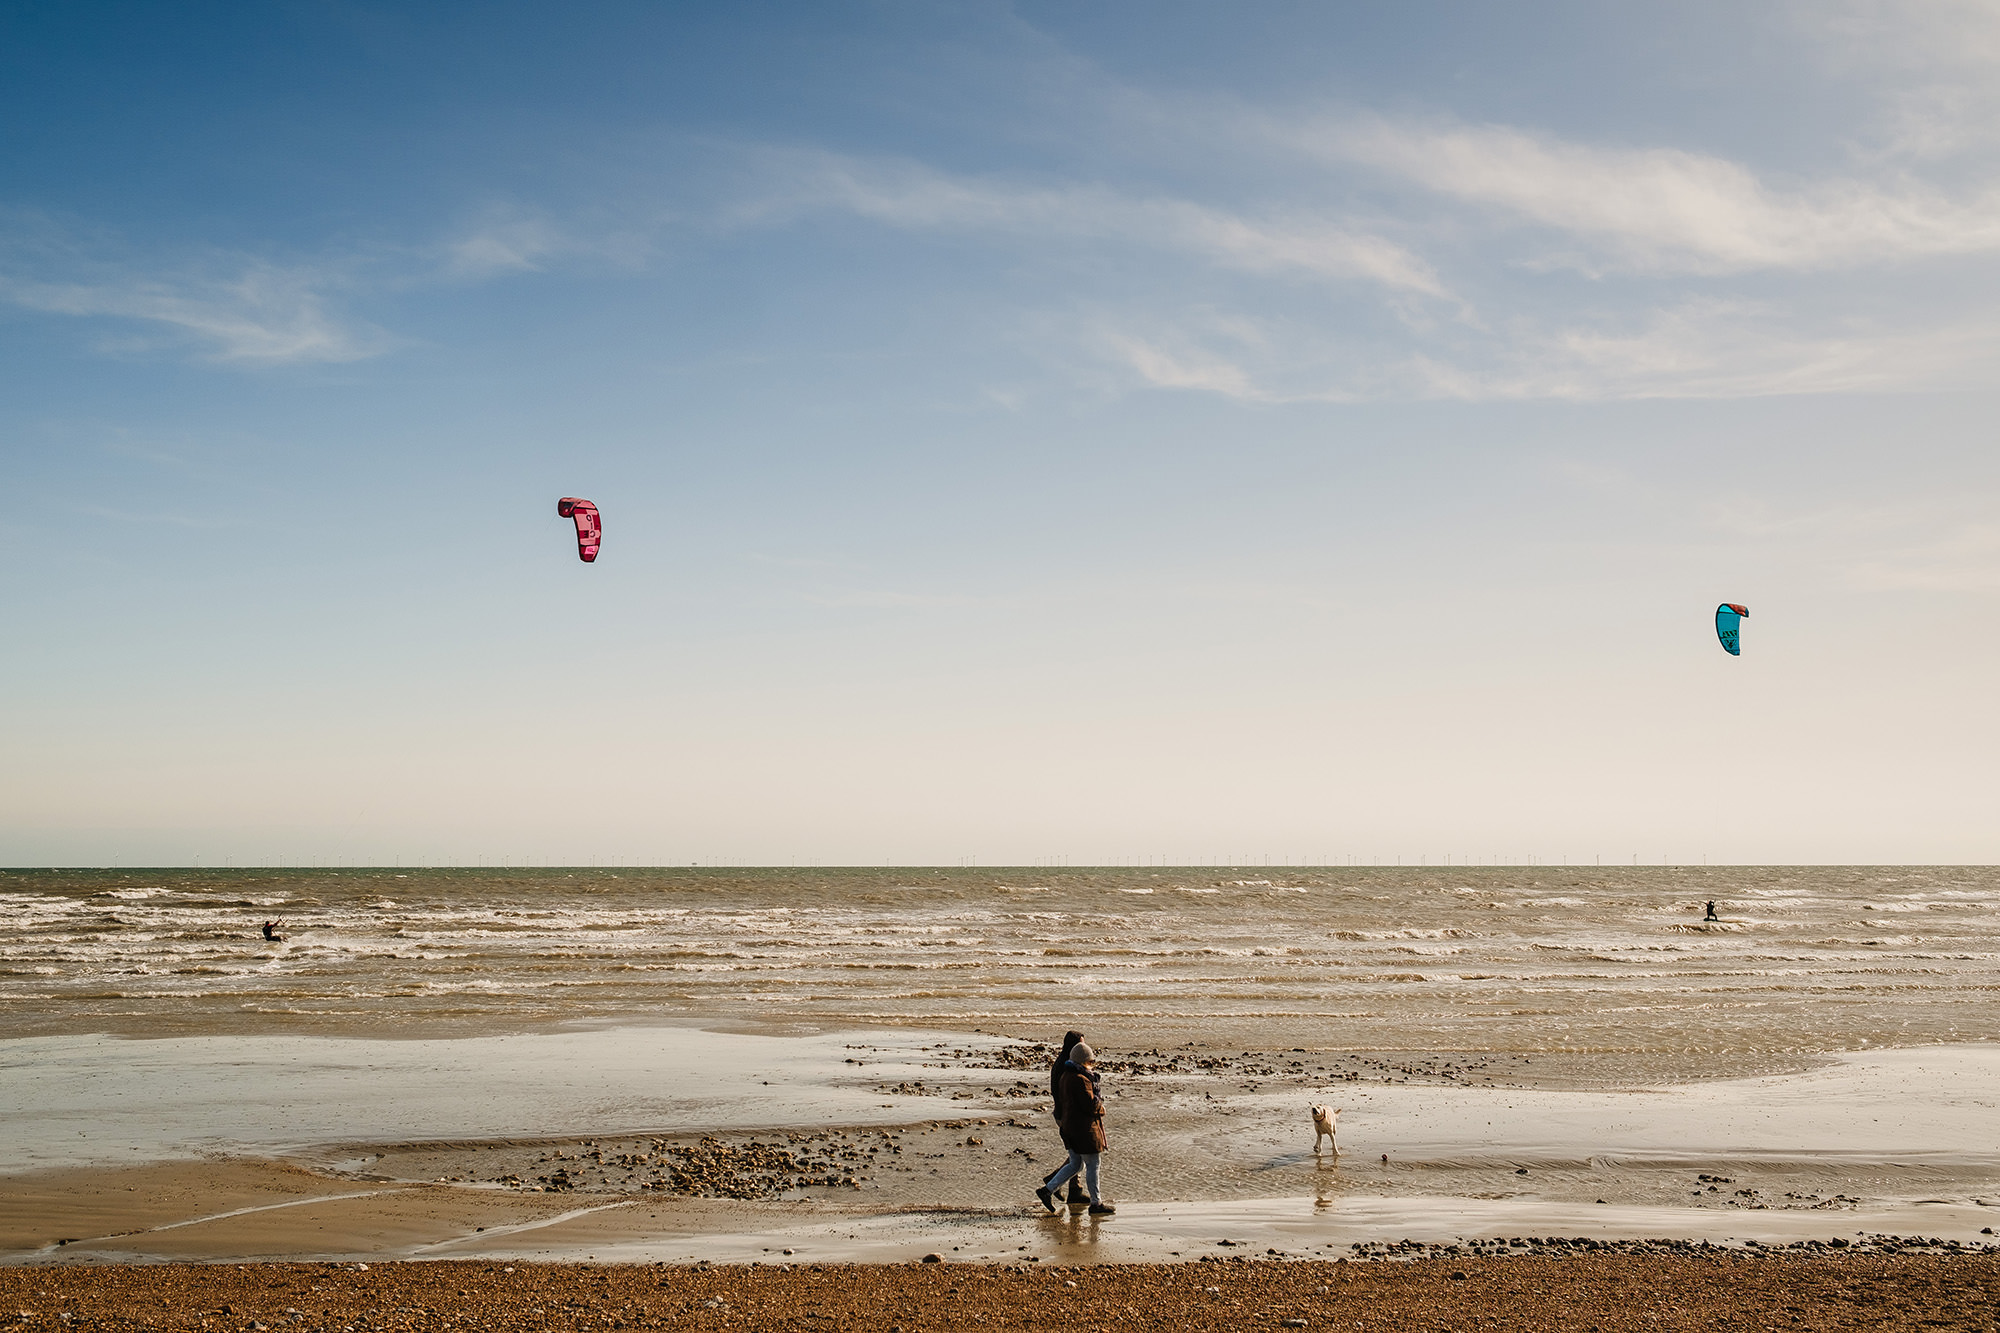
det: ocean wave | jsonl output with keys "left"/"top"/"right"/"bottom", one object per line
{"left": 1331, "top": 928, "right": 1474, "bottom": 941}
{"left": 6, "top": 866, "right": 1997, "bottom": 1052}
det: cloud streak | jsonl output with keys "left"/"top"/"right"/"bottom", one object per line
{"left": 1088, "top": 300, "right": 2000, "bottom": 403}
{"left": 1802, "top": 0, "right": 2000, "bottom": 159}
{"left": 1, "top": 262, "right": 382, "bottom": 364}
{"left": 0, "top": 216, "right": 385, "bottom": 365}
{"left": 747, "top": 152, "right": 1446, "bottom": 295}
{"left": 1313, "top": 118, "right": 2000, "bottom": 274}
{"left": 1425, "top": 302, "right": 2000, "bottom": 400}
{"left": 1704, "top": 490, "right": 2000, "bottom": 592}
{"left": 14, "top": 49, "right": 2000, "bottom": 401}
{"left": 720, "top": 113, "right": 2000, "bottom": 403}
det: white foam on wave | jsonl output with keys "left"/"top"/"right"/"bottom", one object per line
{"left": 1333, "top": 928, "right": 1473, "bottom": 941}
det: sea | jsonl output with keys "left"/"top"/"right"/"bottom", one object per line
{"left": 5, "top": 864, "right": 1995, "bottom": 1062}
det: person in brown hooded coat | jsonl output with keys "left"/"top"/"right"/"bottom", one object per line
{"left": 1034, "top": 1041, "right": 1114, "bottom": 1214}
{"left": 1041, "top": 1030, "right": 1088, "bottom": 1204}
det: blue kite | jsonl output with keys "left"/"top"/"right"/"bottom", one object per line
{"left": 1715, "top": 603, "right": 1749, "bottom": 656}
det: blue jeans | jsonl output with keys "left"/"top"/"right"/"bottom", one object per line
{"left": 1045, "top": 1150, "right": 1100, "bottom": 1202}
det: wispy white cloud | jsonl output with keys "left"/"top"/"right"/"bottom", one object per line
{"left": 1096, "top": 330, "right": 1262, "bottom": 398}
{"left": 443, "top": 216, "right": 566, "bottom": 278}
{"left": 744, "top": 152, "right": 1446, "bottom": 295}
{"left": 2, "top": 265, "right": 381, "bottom": 363}
{"left": 1309, "top": 118, "right": 2000, "bottom": 274}
{"left": 1704, "top": 491, "right": 2000, "bottom": 592}
{"left": 1080, "top": 299, "right": 2000, "bottom": 403}
{"left": 1080, "top": 308, "right": 1277, "bottom": 399}
{"left": 1423, "top": 301, "right": 2000, "bottom": 400}
{"left": 720, "top": 111, "right": 2000, "bottom": 402}
{"left": 0, "top": 218, "right": 385, "bottom": 364}
{"left": 1800, "top": 0, "right": 2000, "bottom": 160}
{"left": 17, "top": 44, "right": 2000, "bottom": 400}
{"left": 1821, "top": 0, "right": 2000, "bottom": 73}
{"left": 432, "top": 202, "right": 659, "bottom": 278}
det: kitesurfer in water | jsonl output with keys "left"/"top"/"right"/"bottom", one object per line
{"left": 260, "top": 919, "right": 285, "bottom": 942}
{"left": 1703, "top": 901, "right": 1719, "bottom": 922}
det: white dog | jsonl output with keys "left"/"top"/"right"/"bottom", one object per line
{"left": 1310, "top": 1103, "right": 1341, "bottom": 1155}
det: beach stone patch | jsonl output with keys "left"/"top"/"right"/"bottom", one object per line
{"left": 376, "top": 1114, "right": 1085, "bottom": 1209}
{"left": 931, "top": 1039, "right": 1503, "bottom": 1089}
{"left": 17, "top": 1255, "right": 2000, "bottom": 1333}
{"left": 520, "top": 1135, "right": 871, "bottom": 1199}
{"left": 1340, "top": 1232, "right": 2000, "bottom": 1262}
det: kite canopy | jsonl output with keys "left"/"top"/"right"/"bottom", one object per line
{"left": 557, "top": 497, "right": 601, "bottom": 562}
{"left": 1715, "top": 602, "right": 1748, "bottom": 656}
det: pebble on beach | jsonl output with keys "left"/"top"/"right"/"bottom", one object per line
{"left": 9, "top": 1253, "right": 2000, "bottom": 1332}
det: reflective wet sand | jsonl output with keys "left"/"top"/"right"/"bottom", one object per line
{"left": 9, "top": 1027, "right": 2000, "bottom": 1263}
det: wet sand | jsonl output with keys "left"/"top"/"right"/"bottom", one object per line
{"left": 11, "top": 1150, "right": 2000, "bottom": 1269}
{"left": 7, "top": 1253, "right": 1999, "bottom": 1331}
{"left": 10, "top": 1038, "right": 2000, "bottom": 1267}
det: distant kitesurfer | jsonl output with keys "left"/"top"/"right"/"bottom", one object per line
{"left": 1703, "top": 901, "right": 1719, "bottom": 922}
{"left": 261, "top": 919, "right": 286, "bottom": 942}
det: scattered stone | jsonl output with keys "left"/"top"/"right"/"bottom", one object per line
{"left": 9, "top": 1259, "right": 1998, "bottom": 1333}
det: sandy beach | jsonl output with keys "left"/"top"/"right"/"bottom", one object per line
{"left": 10, "top": 867, "right": 2000, "bottom": 1312}
{"left": 9, "top": 1026, "right": 2000, "bottom": 1268}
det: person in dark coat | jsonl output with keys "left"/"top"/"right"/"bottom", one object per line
{"left": 1042, "top": 1030, "right": 1087, "bottom": 1204}
{"left": 1035, "top": 1041, "right": 1114, "bottom": 1215}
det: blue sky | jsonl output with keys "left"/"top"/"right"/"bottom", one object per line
{"left": 6, "top": 1, "right": 2000, "bottom": 866}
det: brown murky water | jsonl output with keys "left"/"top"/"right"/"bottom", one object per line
{"left": 5, "top": 865, "right": 1995, "bottom": 1060}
